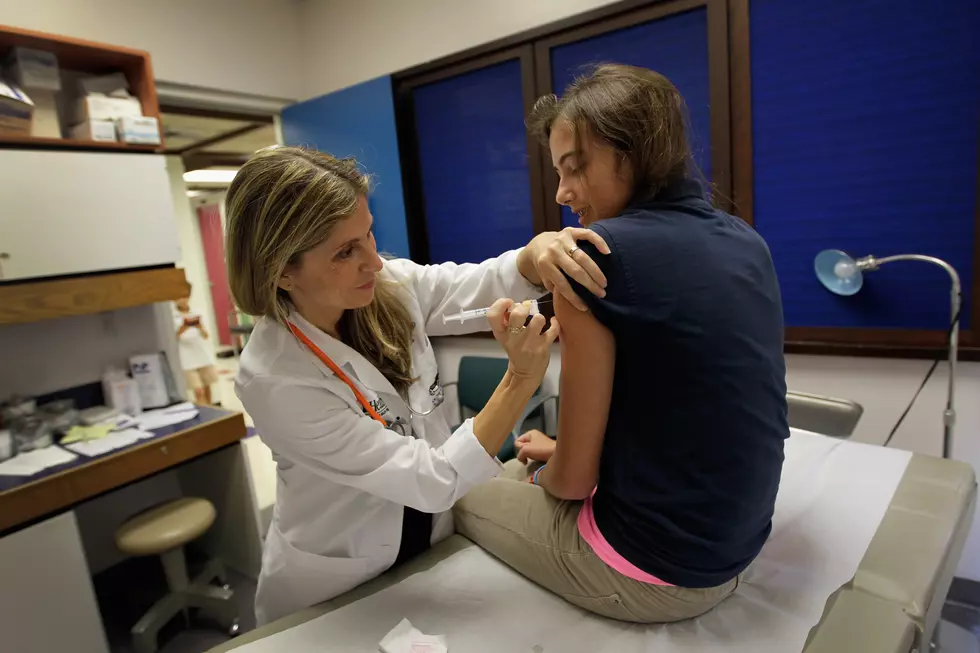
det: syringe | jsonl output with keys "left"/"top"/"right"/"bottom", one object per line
{"left": 441, "top": 299, "right": 545, "bottom": 325}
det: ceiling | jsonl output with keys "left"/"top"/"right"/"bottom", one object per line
{"left": 160, "top": 109, "right": 279, "bottom": 182}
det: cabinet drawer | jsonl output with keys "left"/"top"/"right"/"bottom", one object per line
{"left": 0, "top": 150, "right": 179, "bottom": 281}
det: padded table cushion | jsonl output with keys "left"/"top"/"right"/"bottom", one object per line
{"left": 209, "top": 454, "right": 976, "bottom": 653}
{"left": 849, "top": 455, "right": 976, "bottom": 642}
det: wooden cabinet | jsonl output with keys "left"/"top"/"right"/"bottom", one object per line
{"left": 0, "top": 150, "right": 179, "bottom": 281}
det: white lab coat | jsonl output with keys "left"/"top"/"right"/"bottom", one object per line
{"left": 237, "top": 249, "right": 542, "bottom": 625}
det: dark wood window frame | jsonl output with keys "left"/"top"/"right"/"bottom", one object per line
{"left": 532, "top": 0, "right": 731, "bottom": 230}
{"left": 393, "top": 45, "right": 545, "bottom": 263}
{"left": 728, "top": 0, "right": 980, "bottom": 361}
{"left": 392, "top": 0, "right": 979, "bottom": 361}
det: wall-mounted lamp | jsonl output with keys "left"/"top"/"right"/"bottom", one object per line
{"left": 814, "top": 250, "right": 961, "bottom": 459}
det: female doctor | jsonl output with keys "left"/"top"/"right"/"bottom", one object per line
{"left": 224, "top": 146, "right": 609, "bottom": 625}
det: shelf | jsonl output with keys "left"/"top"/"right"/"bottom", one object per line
{"left": 0, "top": 134, "right": 160, "bottom": 153}
{"left": 0, "top": 267, "right": 189, "bottom": 325}
{"left": 0, "top": 23, "right": 162, "bottom": 150}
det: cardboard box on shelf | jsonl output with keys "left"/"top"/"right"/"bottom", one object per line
{"left": 74, "top": 93, "right": 142, "bottom": 123}
{"left": 29, "top": 89, "right": 61, "bottom": 138}
{"left": 4, "top": 47, "right": 61, "bottom": 91}
{"left": 0, "top": 82, "right": 33, "bottom": 137}
{"left": 115, "top": 115, "right": 160, "bottom": 145}
{"left": 70, "top": 119, "right": 116, "bottom": 142}
{"left": 78, "top": 72, "right": 130, "bottom": 96}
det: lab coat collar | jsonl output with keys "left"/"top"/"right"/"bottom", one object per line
{"left": 287, "top": 308, "right": 400, "bottom": 401}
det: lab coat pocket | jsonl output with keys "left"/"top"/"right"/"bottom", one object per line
{"left": 259, "top": 527, "right": 373, "bottom": 623}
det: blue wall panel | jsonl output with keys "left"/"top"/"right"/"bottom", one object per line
{"left": 751, "top": 0, "right": 979, "bottom": 330}
{"left": 550, "top": 8, "right": 711, "bottom": 228}
{"left": 281, "top": 76, "right": 410, "bottom": 258}
{"left": 413, "top": 59, "right": 534, "bottom": 264}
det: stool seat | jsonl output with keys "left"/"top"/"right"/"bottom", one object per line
{"left": 116, "top": 498, "right": 216, "bottom": 556}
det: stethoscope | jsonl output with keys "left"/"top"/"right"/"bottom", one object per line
{"left": 287, "top": 321, "right": 443, "bottom": 424}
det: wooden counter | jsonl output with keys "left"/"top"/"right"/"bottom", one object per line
{"left": 0, "top": 405, "right": 247, "bottom": 534}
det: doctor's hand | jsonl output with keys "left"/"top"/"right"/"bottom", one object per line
{"left": 516, "top": 429, "right": 556, "bottom": 464}
{"left": 488, "top": 298, "right": 560, "bottom": 382}
{"left": 518, "top": 228, "right": 610, "bottom": 312}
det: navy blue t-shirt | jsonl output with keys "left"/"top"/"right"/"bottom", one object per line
{"left": 568, "top": 178, "right": 788, "bottom": 588}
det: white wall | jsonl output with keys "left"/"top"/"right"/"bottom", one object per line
{"left": 0, "top": 304, "right": 179, "bottom": 399}
{"left": 299, "top": 0, "right": 623, "bottom": 98}
{"left": 0, "top": 0, "right": 303, "bottom": 98}
{"left": 432, "top": 339, "right": 980, "bottom": 580}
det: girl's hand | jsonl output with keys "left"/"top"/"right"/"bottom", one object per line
{"left": 515, "top": 429, "right": 556, "bottom": 463}
{"left": 487, "top": 299, "right": 560, "bottom": 382}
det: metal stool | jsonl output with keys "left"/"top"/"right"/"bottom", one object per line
{"left": 115, "top": 498, "right": 239, "bottom": 653}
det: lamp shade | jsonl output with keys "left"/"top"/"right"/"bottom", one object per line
{"left": 815, "top": 249, "right": 863, "bottom": 296}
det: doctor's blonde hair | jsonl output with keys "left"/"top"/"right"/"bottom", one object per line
{"left": 225, "top": 146, "right": 416, "bottom": 392}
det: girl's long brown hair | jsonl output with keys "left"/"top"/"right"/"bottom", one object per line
{"left": 527, "top": 63, "right": 696, "bottom": 203}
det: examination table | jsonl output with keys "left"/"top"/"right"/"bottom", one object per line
{"left": 209, "top": 451, "right": 974, "bottom": 653}
{"left": 210, "top": 389, "right": 976, "bottom": 653}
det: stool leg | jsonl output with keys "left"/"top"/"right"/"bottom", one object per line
{"left": 131, "top": 592, "right": 186, "bottom": 653}
{"left": 186, "top": 583, "right": 238, "bottom": 631}
{"left": 194, "top": 557, "right": 227, "bottom": 586}
{"left": 159, "top": 548, "right": 191, "bottom": 626}
{"left": 160, "top": 548, "right": 190, "bottom": 591}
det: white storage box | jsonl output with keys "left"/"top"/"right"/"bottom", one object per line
{"left": 115, "top": 115, "right": 160, "bottom": 145}
{"left": 29, "top": 89, "right": 61, "bottom": 138}
{"left": 74, "top": 93, "right": 142, "bottom": 123}
{"left": 70, "top": 119, "right": 117, "bottom": 142}
{"left": 4, "top": 47, "right": 61, "bottom": 91}
{"left": 0, "top": 81, "right": 33, "bottom": 136}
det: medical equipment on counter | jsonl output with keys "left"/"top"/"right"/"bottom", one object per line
{"left": 79, "top": 405, "right": 119, "bottom": 426}
{"left": 129, "top": 353, "right": 171, "bottom": 409}
{"left": 0, "top": 396, "right": 35, "bottom": 423}
{"left": 815, "top": 250, "right": 961, "bottom": 459}
{"left": 441, "top": 299, "right": 547, "bottom": 325}
{"left": 103, "top": 367, "right": 143, "bottom": 416}
{"left": 10, "top": 415, "right": 53, "bottom": 452}
{"left": 0, "top": 429, "right": 11, "bottom": 461}
{"left": 39, "top": 398, "right": 80, "bottom": 434}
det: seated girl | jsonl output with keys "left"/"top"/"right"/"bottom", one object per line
{"left": 454, "top": 64, "right": 789, "bottom": 624}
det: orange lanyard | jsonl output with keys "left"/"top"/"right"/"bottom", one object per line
{"left": 287, "top": 321, "right": 386, "bottom": 424}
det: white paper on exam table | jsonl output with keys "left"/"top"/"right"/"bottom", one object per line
{"left": 379, "top": 618, "right": 447, "bottom": 653}
{"left": 136, "top": 402, "right": 199, "bottom": 430}
{"left": 64, "top": 427, "right": 155, "bottom": 457}
{"left": 232, "top": 430, "right": 912, "bottom": 653}
{"left": 0, "top": 445, "right": 78, "bottom": 476}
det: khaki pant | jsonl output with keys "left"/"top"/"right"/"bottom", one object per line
{"left": 453, "top": 460, "right": 739, "bottom": 623}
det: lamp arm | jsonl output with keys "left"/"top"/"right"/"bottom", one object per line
{"left": 856, "top": 254, "right": 960, "bottom": 458}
